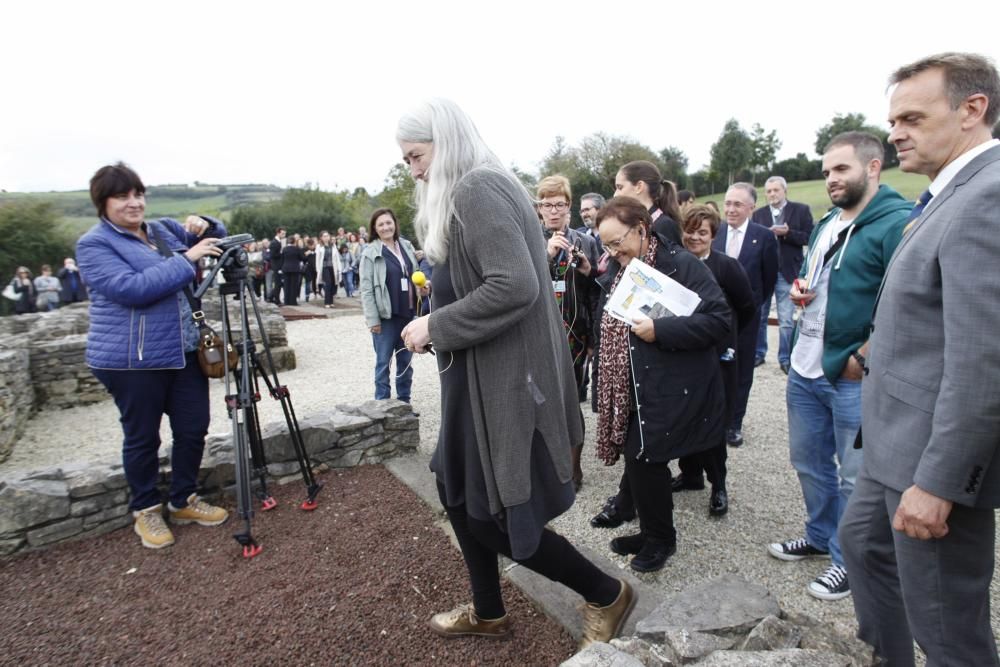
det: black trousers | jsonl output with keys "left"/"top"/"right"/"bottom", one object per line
{"left": 269, "top": 271, "right": 283, "bottom": 303}
{"left": 437, "top": 482, "right": 619, "bottom": 620}
{"left": 678, "top": 359, "right": 736, "bottom": 489}
{"left": 283, "top": 273, "right": 301, "bottom": 306}
{"left": 732, "top": 310, "right": 762, "bottom": 430}
{"left": 613, "top": 417, "right": 676, "bottom": 544}
{"left": 322, "top": 267, "right": 337, "bottom": 305}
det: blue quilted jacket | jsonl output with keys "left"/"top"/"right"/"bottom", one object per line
{"left": 77, "top": 217, "right": 227, "bottom": 370}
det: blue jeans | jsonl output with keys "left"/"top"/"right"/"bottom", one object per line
{"left": 372, "top": 315, "right": 413, "bottom": 401}
{"left": 757, "top": 274, "right": 794, "bottom": 364}
{"left": 92, "top": 352, "right": 210, "bottom": 511}
{"left": 344, "top": 270, "right": 356, "bottom": 297}
{"left": 785, "top": 368, "right": 862, "bottom": 567}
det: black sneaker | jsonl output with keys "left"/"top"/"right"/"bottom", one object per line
{"left": 766, "top": 537, "right": 830, "bottom": 561}
{"left": 629, "top": 538, "right": 676, "bottom": 573}
{"left": 610, "top": 533, "right": 644, "bottom": 556}
{"left": 807, "top": 564, "right": 850, "bottom": 601}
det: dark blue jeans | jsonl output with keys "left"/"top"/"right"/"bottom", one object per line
{"left": 92, "top": 352, "right": 210, "bottom": 511}
{"left": 372, "top": 315, "right": 412, "bottom": 401}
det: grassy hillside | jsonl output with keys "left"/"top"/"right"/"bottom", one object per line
{"left": 0, "top": 184, "right": 285, "bottom": 239}
{"left": 697, "top": 167, "right": 926, "bottom": 219}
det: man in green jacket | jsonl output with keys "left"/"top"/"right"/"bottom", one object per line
{"left": 766, "top": 132, "right": 911, "bottom": 602}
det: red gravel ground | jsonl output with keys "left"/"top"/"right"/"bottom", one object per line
{"left": 0, "top": 465, "right": 577, "bottom": 666}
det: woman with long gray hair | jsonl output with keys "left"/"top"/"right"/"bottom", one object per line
{"left": 398, "top": 98, "right": 634, "bottom": 649}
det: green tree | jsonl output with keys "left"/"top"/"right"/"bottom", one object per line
{"left": 229, "top": 186, "right": 355, "bottom": 240}
{"left": 710, "top": 119, "right": 753, "bottom": 186}
{"left": 771, "top": 153, "right": 823, "bottom": 183}
{"left": 658, "top": 146, "right": 689, "bottom": 187}
{"left": 814, "top": 112, "right": 897, "bottom": 167}
{"left": 0, "top": 200, "right": 73, "bottom": 314}
{"left": 374, "top": 163, "right": 417, "bottom": 243}
{"left": 749, "top": 123, "right": 782, "bottom": 184}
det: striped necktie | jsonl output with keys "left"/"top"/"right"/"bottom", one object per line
{"left": 903, "top": 190, "right": 933, "bottom": 234}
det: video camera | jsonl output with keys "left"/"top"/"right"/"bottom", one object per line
{"left": 195, "top": 233, "right": 254, "bottom": 299}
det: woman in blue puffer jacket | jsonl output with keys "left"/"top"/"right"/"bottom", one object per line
{"left": 77, "top": 162, "right": 230, "bottom": 550}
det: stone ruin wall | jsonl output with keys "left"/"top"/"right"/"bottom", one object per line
{"left": 0, "top": 296, "right": 295, "bottom": 464}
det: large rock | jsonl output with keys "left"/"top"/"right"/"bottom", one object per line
{"left": 561, "top": 642, "right": 646, "bottom": 667}
{"left": 663, "top": 628, "right": 736, "bottom": 662}
{"left": 0, "top": 478, "right": 70, "bottom": 537}
{"left": 799, "top": 625, "right": 876, "bottom": 667}
{"left": 609, "top": 637, "right": 675, "bottom": 666}
{"left": 635, "top": 574, "right": 781, "bottom": 642}
{"left": 697, "top": 649, "right": 852, "bottom": 666}
{"left": 742, "top": 615, "right": 802, "bottom": 651}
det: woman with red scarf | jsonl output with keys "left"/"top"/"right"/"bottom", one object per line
{"left": 594, "top": 197, "right": 731, "bottom": 572}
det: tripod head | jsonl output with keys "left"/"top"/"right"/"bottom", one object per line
{"left": 194, "top": 234, "right": 254, "bottom": 299}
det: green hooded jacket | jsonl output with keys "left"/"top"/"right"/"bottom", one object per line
{"left": 793, "top": 184, "right": 912, "bottom": 382}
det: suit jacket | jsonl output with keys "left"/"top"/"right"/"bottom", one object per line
{"left": 712, "top": 221, "right": 779, "bottom": 309}
{"left": 269, "top": 238, "right": 284, "bottom": 271}
{"left": 863, "top": 143, "right": 1000, "bottom": 508}
{"left": 752, "top": 200, "right": 814, "bottom": 283}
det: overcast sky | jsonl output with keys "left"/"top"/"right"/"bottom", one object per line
{"left": 3, "top": 0, "right": 998, "bottom": 194}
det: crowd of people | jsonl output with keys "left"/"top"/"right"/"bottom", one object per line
{"left": 4, "top": 258, "right": 88, "bottom": 313}
{"left": 7, "top": 50, "right": 995, "bottom": 664}
{"left": 250, "top": 225, "right": 368, "bottom": 306}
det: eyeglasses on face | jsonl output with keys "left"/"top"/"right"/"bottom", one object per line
{"left": 539, "top": 202, "right": 569, "bottom": 212}
{"left": 604, "top": 226, "right": 638, "bottom": 252}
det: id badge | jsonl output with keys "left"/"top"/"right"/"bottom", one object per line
{"left": 401, "top": 278, "right": 409, "bottom": 292}
{"left": 552, "top": 280, "right": 566, "bottom": 294}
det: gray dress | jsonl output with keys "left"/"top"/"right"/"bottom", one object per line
{"left": 430, "top": 260, "right": 574, "bottom": 559}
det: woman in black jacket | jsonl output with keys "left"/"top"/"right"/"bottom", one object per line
{"left": 281, "top": 236, "right": 306, "bottom": 306}
{"left": 9, "top": 267, "right": 38, "bottom": 314}
{"left": 593, "top": 197, "right": 730, "bottom": 572}
{"left": 674, "top": 205, "right": 757, "bottom": 517}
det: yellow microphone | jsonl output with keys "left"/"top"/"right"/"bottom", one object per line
{"left": 411, "top": 270, "right": 427, "bottom": 288}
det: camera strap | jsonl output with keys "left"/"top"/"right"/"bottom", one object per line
{"left": 150, "top": 227, "right": 210, "bottom": 329}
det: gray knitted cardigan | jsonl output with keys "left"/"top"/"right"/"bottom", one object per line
{"left": 427, "top": 167, "right": 582, "bottom": 515}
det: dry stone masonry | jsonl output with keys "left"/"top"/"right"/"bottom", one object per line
{"left": 563, "top": 575, "right": 875, "bottom": 667}
{"left": 0, "top": 300, "right": 295, "bottom": 463}
{"left": 0, "top": 400, "right": 417, "bottom": 557}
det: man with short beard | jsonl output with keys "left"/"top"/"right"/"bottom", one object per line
{"left": 766, "top": 132, "right": 910, "bottom": 601}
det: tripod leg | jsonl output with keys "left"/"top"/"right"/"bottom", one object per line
{"left": 222, "top": 285, "right": 260, "bottom": 558}
{"left": 247, "top": 287, "right": 323, "bottom": 510}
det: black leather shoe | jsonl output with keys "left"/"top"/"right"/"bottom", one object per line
{"left": 671, "top": 475, "right": 705, "bottom": 492}
{"left": 780, "top": 362, "right": 790, "bottom": 375}
{"left": 590, "top": 496, "right": 635, "bottom": 528}
{"left": 610, "top": 533, "right": 644, "bottom": 556}
{"left": 754, "top": 356, "right": 766, "bottom": 367}
{"left": 709, "top": 488, "right": 729, "bottom": 516}
{"left": 630, "top": 538, "right": 676, "bottom": 573}
{"left": 726, "top": 429, "right": 744, "bottom": 448}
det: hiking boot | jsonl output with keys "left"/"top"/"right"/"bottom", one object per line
{"left": 133, "top": 504, "right": 175, "bottom": 549}
{"left": 428, "top": 603, "right": 512, "bottom": 639}
{"left": 807, "top": 564, "right": 851, "bottom": 601}
{"left": 767, "top": 537, "right": 830, "bottom": 562}
{"left": 579, "top": 579, "right": 636, "bottom": 650}
{"left": 168, "top": 494, "right": 229, "bottom": 526}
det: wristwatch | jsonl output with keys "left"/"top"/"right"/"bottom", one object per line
{"left": 851, "top": 350, "right": 867, "bottom": 369}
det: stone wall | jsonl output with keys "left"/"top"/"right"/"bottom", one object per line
{"left": 0, "top": 347, "right": 33, "bottom": 464}
{"left": 0, "top": 300, "right": 296, "bottom": 461}
{"left": 0, "top": 400, "right": 418, "bottom": 558}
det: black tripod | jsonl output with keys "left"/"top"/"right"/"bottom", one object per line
{"left": 196, "top": 241, "right": 322, "bottom": 559}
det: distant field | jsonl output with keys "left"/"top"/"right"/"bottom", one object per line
{"left": 696, "top": 167, "right": 926, "bottom": 219}
{"left": 0, "top": 185, "right": 283, "bottom": 239}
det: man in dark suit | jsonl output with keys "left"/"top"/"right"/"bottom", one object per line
{"left": 751, "top": 177, "right": 813, "bottom": 374}
{"left": 839, "top": 53, "right": 1000, "bottom": 666}
{"left": 268, "top": 227, "right": 286, "bottom": 304}
{"left": 712, "top": 183, "right": 778, "bottom": 447}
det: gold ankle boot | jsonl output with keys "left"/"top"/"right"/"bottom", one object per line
{"left": 579, "top": 579, "right": 636, "bottom": 650}
{"left": 429, "top": 603, "right": 512, "bottom": 639}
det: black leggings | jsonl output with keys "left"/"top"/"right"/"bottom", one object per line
{"left": 437, "top": 482, "right": 619, "bottom": 620}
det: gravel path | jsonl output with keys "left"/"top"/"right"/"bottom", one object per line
{"left": 5, "top": 300, "right": 998, "bottom": 651}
